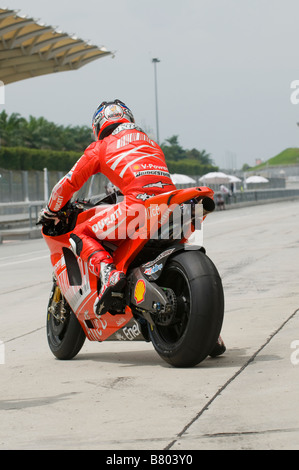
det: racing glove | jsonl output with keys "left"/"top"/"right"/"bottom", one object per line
{"left": 37, "top": 206, "right": 60, "bottom": 225}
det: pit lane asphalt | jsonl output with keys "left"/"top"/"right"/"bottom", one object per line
{"left": 0, "top": 199, "right": 299, "bottom": 450}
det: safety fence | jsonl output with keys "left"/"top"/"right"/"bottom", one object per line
{"left": 0, "top": 168, "right": 291, "bottom": 204}
{"left": 1, "top": 168, "right": 299, "bottom": 233}
{"left": 0, "top": 168, "right": 110, "bottom": 242}
{"left": 0, "top": 168, "right": 108, "bottom": 208}
{"left": 221, "top": 188, "right": 299, "bottom": 207}
{"left": 0, "top": 168, "right": 60, "bottom": 203}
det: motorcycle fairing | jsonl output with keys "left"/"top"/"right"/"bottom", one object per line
{"left": 140, "top": 243, "right": 205, "bottom": 281}
{"left": 43, "top": 186, "right": 214, "bottom": 343}
{"left": 54, "top": 249, "right": 94, "bottom": 315}
{"left": 126, "top": 244, "right": 206, "bottom": 326}
{"left": 129, "top": 267, "right": 170, "bottom": 313}
{"left": 104, "top": 317, "right": 148, "bottom": 342}
{"left": 62, "top": 247, "right": 82, "bottom": 286}
{"left": 51, "top": 246, "right": 133, "bottom": 342}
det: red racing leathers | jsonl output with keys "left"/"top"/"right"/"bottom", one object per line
{"left": 47, "top": 123, "right": 176, "bottom": 273}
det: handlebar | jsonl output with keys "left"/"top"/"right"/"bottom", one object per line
{"left": 39, "top": 189, "right": 123, "bottom": 236}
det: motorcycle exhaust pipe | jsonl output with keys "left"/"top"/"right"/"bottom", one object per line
{"left": 200, "top": 196, "right": 215, "bottom": 215}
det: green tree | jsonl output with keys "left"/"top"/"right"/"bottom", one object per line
{"left": 241, "top": 163, "right": 251, "bottom": 171}
{"left": 185, "top": 148, "right": 214, "bottom": 165}
{"left": 69, "top": 125, "right": 93, "bottom": 152}
{"left": 0, "top": 111, "right": 93, "bottom": 152}
{"left": 0, "top": 110, "right": 26, "bottom": 146}
{"left": 160, "top": 135, "right": 218, "bottom": 175}
{"left": 161, "top": 135, "right": 215, "bottom": 166}
{"left": 161, "top": 135, "right": 186, "bottom": 161}
{"left": 20, "top": 115, "right": 60, "bottom": 149}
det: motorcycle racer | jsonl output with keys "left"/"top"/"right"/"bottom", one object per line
{"left": 39, "top": 99, "right": 176, "bottom": 317}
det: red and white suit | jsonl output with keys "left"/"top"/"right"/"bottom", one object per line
{"left": 48, "top": 124, "right": 176, "bottom": 272}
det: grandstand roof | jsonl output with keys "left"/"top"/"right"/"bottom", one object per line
{"left": 0, "top": 8, "right": 112, "bottom": 84}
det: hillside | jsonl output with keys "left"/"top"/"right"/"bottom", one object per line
{"left": 252, "top": 148, "right": 299, "bottom": 170}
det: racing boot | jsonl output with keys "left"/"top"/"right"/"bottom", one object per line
{"left": 209, "top": 335, "right": 226, "bottom": 358}
{"left": 93, "top": 262, "right": 126, "bottom": 317}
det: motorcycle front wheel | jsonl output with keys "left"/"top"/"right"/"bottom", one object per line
{"left": 149, "top": 250, "right": 224, "bottom": 367}
{"left": 46, "top": 281, "right": 86, "bottom": 360}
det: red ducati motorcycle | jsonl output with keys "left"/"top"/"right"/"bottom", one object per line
{"left": 41, "top": 186, "right": 224, "bottom": 367}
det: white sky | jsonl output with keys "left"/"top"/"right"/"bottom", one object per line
{"left": 2, "top": 0, "right": 299, "bottom": 169}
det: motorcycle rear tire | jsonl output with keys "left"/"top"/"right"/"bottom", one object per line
{"left": 47, "top": 282, "right": 86, "bottom": 360}
{"left": 149, "top": 250, "right": 224, "bottom": 367}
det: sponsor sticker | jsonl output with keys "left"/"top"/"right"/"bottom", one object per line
{"left": 144, "top": 263, "right": 163, "bottom": 276}
{"left": 134, "top": 279, "right": 146, "bottom": 304}
{"left": 105, "top": 104, "right": 124, "bottom": 120}
{"left": 134, "top": 170, "right": 170, "bottom": 178}
{"left": 135, "top": 193, "right": 156, "bottom": 201}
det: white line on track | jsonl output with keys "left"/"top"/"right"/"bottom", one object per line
{"left": 0, "top": 249, "right": 48, "bottom": 262}
{"left": 0, "top": 255, "right": 49, "bottom": 268}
